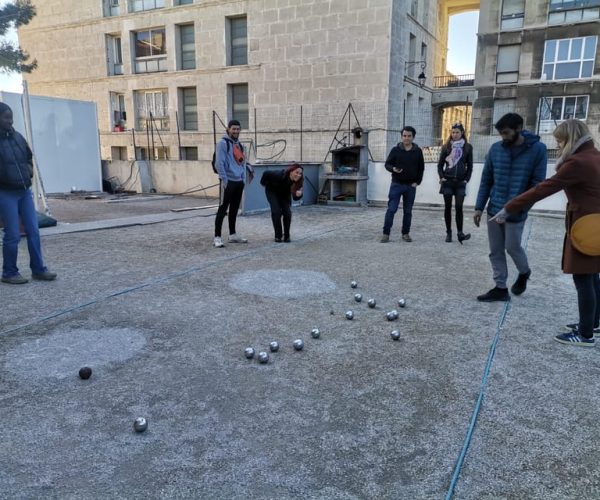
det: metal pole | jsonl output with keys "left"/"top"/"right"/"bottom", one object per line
{"left": 149, "top": 112, "right": 155, "bottom": 160}
{"left": 132, "top": 129, "right": 137, "bottom": 160}
{"left": 254, "top": 108, "right": 257, "bottom": 153}
{"left": 300, "top": 105, "right": 303, "bottom": 162}
{"left": 175, "top": 110, "right": 182, "bottom": 160}
{"left": 146, "top": 117, "right": 150, "bottom": 161}
{"left": 402, "top": 99, "right": 406, "bottom": 129}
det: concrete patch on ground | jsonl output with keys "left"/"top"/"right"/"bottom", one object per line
{"left": 4, "top": 327, "right": 147, "bottom": 381}
{"left": 229, "top": 269, "right": 337, "bottom": 299}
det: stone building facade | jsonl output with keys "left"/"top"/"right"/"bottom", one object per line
{"left": 18, "top": 0, "right": 459, "bottom": 164}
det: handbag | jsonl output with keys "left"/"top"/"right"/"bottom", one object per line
{"left": 570, "top": 213, "right": 600, "bottom": 256}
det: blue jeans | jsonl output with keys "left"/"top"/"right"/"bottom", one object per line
{"left": 383, "top": 182, "right": 416, "bottom": 235}
{"left": 0, "top": 188, "right": 47, "bottom": 278}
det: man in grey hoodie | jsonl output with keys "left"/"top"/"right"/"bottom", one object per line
{"left": 213, "top": 120, "right": 249, "bottom": 248}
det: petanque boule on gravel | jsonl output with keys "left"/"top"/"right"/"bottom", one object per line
{"left": 311, "top": 328, "right": 321, "bottom": 339}
{"left": 293, "top": 339, "right": 304, "bottom": 351}
{"left": 258, "top": 351, "right": 269, "bottom": 364}
{"left": 391, "top": 309, "right": 399, "bottom": 319}
{"left": 354, "top": 293, "right": 362, "bottom": 303}
{"left": 78, "top": 367, "right": 92, "bottom": 380}
{"left": 244, "top": 347, "right": 255, "bottom": 359}
{"left": 367, "top": 298, "right": 376, "bottom": 308}
{"left": 350, "top": 281, "right": 358, "bottom": 288}
{"left": 269, "top": 341, "right": 279, "bottom": 352}
{"left": 398, "top": 298, "right": 406, "bottom": 308}
{"left": 390, "top": 330, "right": 401, "bottom": 340}
{"left": 346, "top": 310, "right": 354, "bottom": 320}
{"left": 386, "top": 312, "right": 396, "bottom": 321}
{"left": 133, "top": 417, "right": 148, "bottom": 433}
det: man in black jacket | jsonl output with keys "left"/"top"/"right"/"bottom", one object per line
{"left": 381, "top": 126, "right": 425, "bottom": 242}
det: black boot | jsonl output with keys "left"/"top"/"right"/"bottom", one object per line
{"left": 511, "top": 270, "right": 531, "bottom": 295}
{"left": 445, "top": 232, "right": 452, "bottom": 242}
{"left": 457, "top": 232, "right": 471, "bottom": 244}
{"left": 477, "top": 287, "right": 510, "bottom": 302}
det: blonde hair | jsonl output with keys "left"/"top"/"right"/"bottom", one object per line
{"left": 553, "top": 119, "right": 592, "bottom": 164}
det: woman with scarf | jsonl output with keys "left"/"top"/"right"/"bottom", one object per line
{"left": 437, "top": 123, "right": 473, "bottom": 243}
{"left": 0, "top": 102, "right": 56, "bottom": 284}
{"left": 260, "top": 163, "right": 303, "bottom": 242}
{"left": 493, "top": 119, "right": 600, "bottom": 347}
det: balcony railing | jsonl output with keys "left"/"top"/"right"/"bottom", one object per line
{"left": 433, "top": 74, "right": 475, "bottom": 88}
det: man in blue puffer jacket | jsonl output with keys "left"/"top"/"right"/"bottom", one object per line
{"left": 474, "top": 113, "right": 547, "bottom": 302}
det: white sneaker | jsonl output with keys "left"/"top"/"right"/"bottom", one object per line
{"left": 228, "top": 234, "right": 248, "bottom": 243}
{"left": 213, "top": 236, "right": 224, "bottom": 248}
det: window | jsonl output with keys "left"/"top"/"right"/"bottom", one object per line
{"left": 542, "top": 36, "right": 597, "bottom": 80}
{"left": 111, "top": 147, "right": 128, "bottom": 160}
{"left": 410, "top": 0, "right": 418, "bottom": 18}
{"left": 179, "top": 87, "right": 198, "bottom": 131}
{"left": 501, "top": 0, "right": 525, "bottom": 30}
{"left": 134, "top": 28, "right": 167, "bottom": 73}
{"left": 492, "top": 99, "right": 516, "bottom": 132}
{"left": 106, "top": 35, "right": 123, "bottom": 75}
{"left": 128, "top": 0, "right": 164, "bottom": 12}
{"left": 135, "top": 90, "right": 169, "bottom": 130}
{"left": 110, "top": 92, "right": 127, "bottom": 130}
{"left": 548, "top": 0, "right": 600, "bottom": 24}
{"left": 228, "top": 16, "right": 247, "bottom": 66}
{"left": 179, "top": 24, "right": 195, "bottom": 70}
{"left": 177, "top": 0, "right": 193, "bottom": 4}
{"left": 137, "top": 147, "right": 169, "bottom": 160}
{"left": 180, "top": 147, "right": 198, "bottom": 160}
{"left": 229, "top": 83, "right": 249, "bottom": 129}
{"left": 496, "top": 45, "right": 520, "bottom": 83}
{"left": 104, "top": 0, "right": 120, "bottom": 16}
{"left": 538, "top": 95, "right": 589, "bottom": 132}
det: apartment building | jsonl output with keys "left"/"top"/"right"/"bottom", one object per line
{"left": 17, "top": 0, "right": 455, "bottom": 163}
{"left": 472, "top": 0, "right": 600, "bottom": 149}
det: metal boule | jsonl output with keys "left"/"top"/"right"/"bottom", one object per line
{"left": 78, "top": 367, "right": 92, "bottom": 380}
{"left": 311, "top": 328, "right": 321, "bottom": 339}
{"left": 346, "top": 310, "right": 354, "bottom": 320}
{"left": 244, "top": 347, "right": 255, "bottom": 359}
{"left": 133, "top": 417, "right": 148, "bottom": 433}
{"left": 258, "top": 351, "right": 269, "bottom": 364}
{"left": 354, "top": 293, "right": 362, "bottom": 302}
{"left": 367, "top": 298, "right": 376, "bottom": 308}
{"left": 269, "top": 341, "right": 279, "bottom": 352}
{"left": 386, "top": 311, "right": 396, "bottom": 321}
{"left": 293, "top": 339, "right": 304, "bottom": 351}
{"left": 350, "top": 281, "right": 358, "bottom": 288}
{"left": 390, "top": 330, "right": 401, "bottom": 340}
{"left": 391, "top": 309, "right": 399, "bottom": 319}
{"left": 398, "top": 298, "right": 406, "bottom": 308}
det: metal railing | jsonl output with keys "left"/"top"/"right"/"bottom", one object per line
{"left": 433, "top": 74, "right": 475, "bottom": 88}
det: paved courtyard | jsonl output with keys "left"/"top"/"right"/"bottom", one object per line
{"left": 0, "top": 197, "right": 598, "bottom": 499}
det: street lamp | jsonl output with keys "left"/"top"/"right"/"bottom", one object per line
{"left": 405, "top": 60, "right": 427, "bottom": 87}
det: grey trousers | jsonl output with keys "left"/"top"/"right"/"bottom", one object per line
{"left": 486, "top": 217, "right": 530, "bottom": 289}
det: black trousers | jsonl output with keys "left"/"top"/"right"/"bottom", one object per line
{"left": 215, "top": 180, "right": 244, "bottom": 237}
{"left": 573, "top": 273, "right": 600, "bottom": 338}
{"left": 266, "top": 190, "right": 292, "bottom": 239}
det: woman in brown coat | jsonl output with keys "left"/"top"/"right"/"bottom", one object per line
{"left": 492, "top": 119, "right": 600, "bottom": 347}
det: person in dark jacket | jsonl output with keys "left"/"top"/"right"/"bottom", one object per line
{"left": 493, "top": 120, "right": 600, "bottom": 346}
{"left": 260, "top": 163, "right": 303, "bottom": 242}
{"left": 380, "top": 126, "right": 425, "bottom": 243}
{"left": 474, "top": 113, "right": 547, "bottom": 302}
{"left": 437, "top": 123, "right": 473, "bottom": 243}
{"left": 0, "top": 102, "right": 56, "bottom": 284}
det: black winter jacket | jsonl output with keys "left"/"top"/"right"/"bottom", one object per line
{"left": 0, "top": 128, "right": 34, "bottom": 190}
{"left": 437, "top": 142, "right": 473, "bottom": 182}
{"left": 384, "top": 143, "right": 425, "bottom": 185}
{"left": 260, "top": 169, "right": 303, "bottom": 202}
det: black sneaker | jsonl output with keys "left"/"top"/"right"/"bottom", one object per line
{"left": 477, "top": 287, "right": 510, "bottom": 302}
{"left": 561, "top": 323, "right": 600, "bottom": 337}
{"left": 511, "top": 270, "right": 531, "bottom": 295}
{"left": 554, "top": 332, "right": 595, "bottom": 347}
